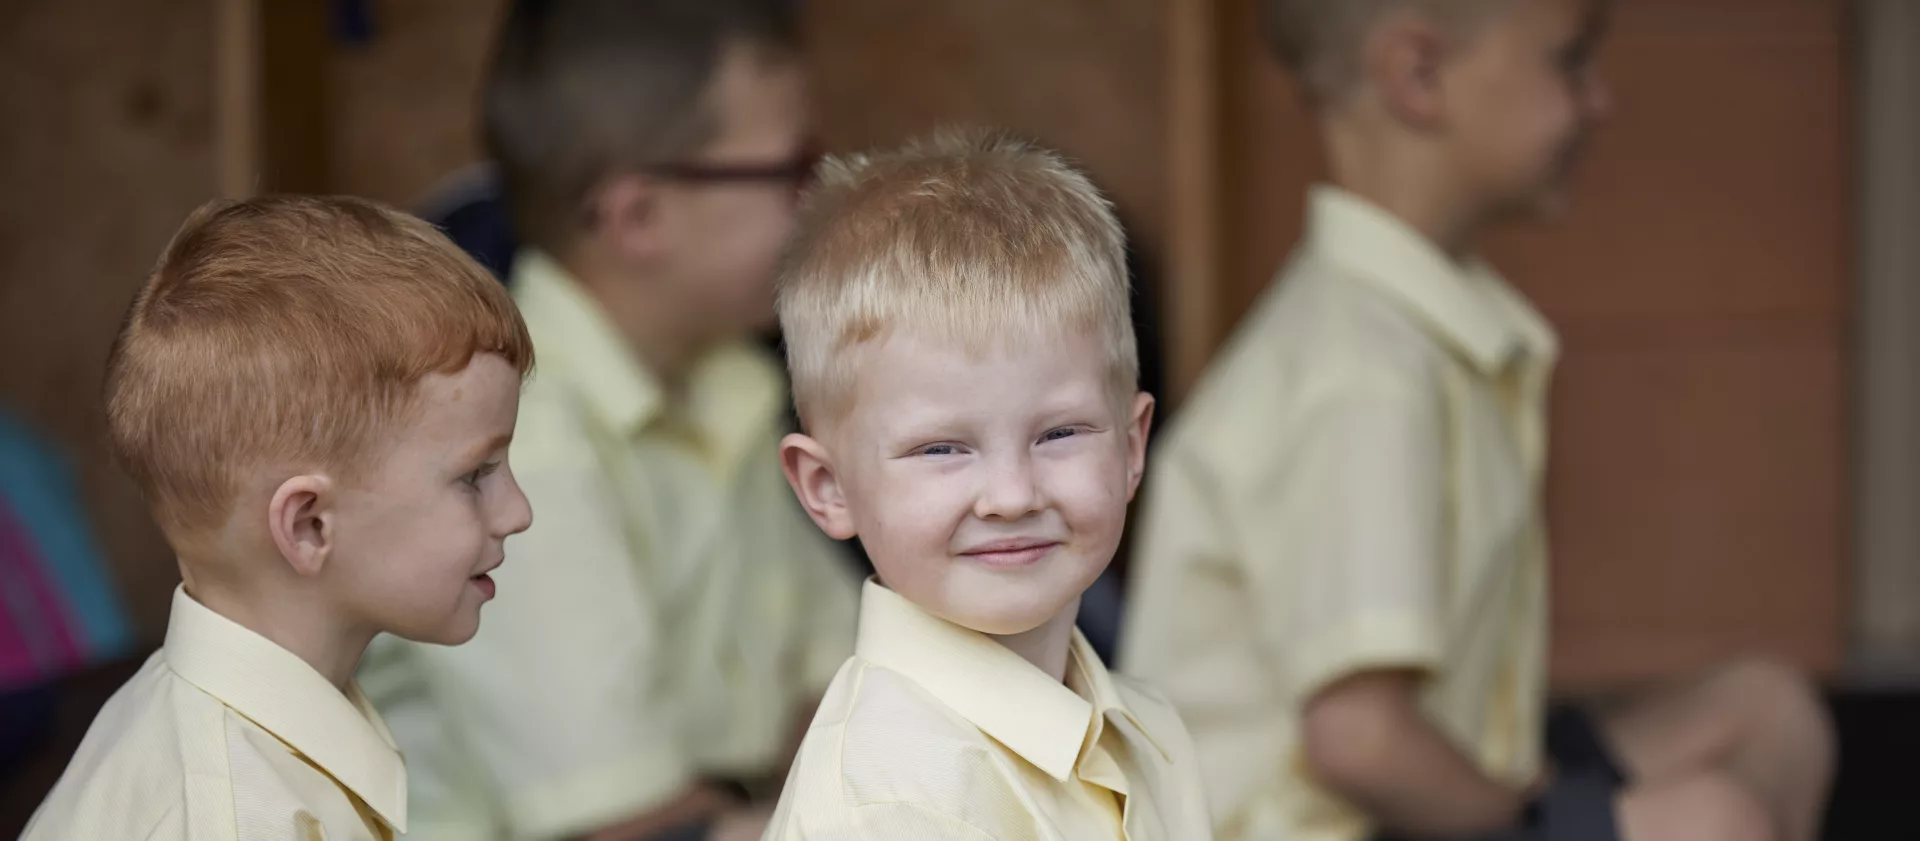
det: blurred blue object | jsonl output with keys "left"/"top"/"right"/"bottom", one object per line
{"left": 0, "top": 410, "right": 133, "bottom": 689}
{"left": 0, "top": 409, "right": 133, "bottom": 771}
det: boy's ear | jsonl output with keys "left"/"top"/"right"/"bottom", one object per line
{"left": 590, "top": 174, "right": 666, "bottom": 261}
{"left": 780, "top": 432, "right": 857, "bottom": 541}
{"left": 1125, "top": 392, "right": 1156, "bottom": 501}
{"left": 1364, "top": 10, "right": 1451, "bottom": 128}
{"left": 267, "top": 473, "right": 335, "bottom": 577}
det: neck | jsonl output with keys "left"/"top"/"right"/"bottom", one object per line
{"left": 560, "top": 251, "right": 707, "bottom": 389}
{"left": 1322, "top": 113, "right": 1487, "bottom": 260}
{"left": 990, "top": 596, "right": 1081, "bottom": 682}
{"left": 183, "top": 567, "right": 372, "bottom": 694}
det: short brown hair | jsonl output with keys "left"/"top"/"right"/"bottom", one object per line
{"left": 1264, "top": 0, "right": 1506, "bottom": 100}
{"left": 778, "top": 131, "right": 1136, "bottom": 428}
{"left": 482, "top": 0, "right": 798, "bottom": 254}
{"left": 105, "top": 195, "right": 534, "bottom": 548}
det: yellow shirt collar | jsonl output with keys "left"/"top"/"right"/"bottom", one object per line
{"left": 511, "top": 250, "right": 787, "bottom": 470}
{"left": 1305, "top": 185, "right": 1560, "bottom": 374}
{"left": 853, "top": 580, "right": 1170, "bottom": 782}
{"left": 160, "top": 586, "right": 407, "bottom": 833}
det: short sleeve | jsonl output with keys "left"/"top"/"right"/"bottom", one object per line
{"left": 1239, "top": 377, "right": 1448, "bottom": 702}
{"left": 403, "top": 444, "right": 691, "bottom": 840}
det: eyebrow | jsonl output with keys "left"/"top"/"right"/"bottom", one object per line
{"left": 454, "top": 433, "right": 513, "bottom": 466}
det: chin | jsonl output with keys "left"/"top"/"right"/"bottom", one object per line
{"left": 394, "top": 609, "right": 482, "bottom": 646}
{"left": 944, "top": 583, "right": 1080, "bottom": 636}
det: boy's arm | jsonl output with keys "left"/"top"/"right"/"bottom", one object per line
{"left": 1233, "top": 369, "right": 1526, "bottom": 835}
{"left": 1303, "top": 670, "right": 1535, "bottom": 838}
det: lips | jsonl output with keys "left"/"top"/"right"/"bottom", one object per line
{"left": 958, "top": 539, "right": 1061, "bottom": 568}
{"left": 471, "top": 559, "right": 503, "bottom": 600}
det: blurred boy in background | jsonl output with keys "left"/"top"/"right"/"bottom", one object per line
{"left": 1122, "top": 2, "right": 1834, "bottom": 840}
{"left": 359, "top": 2, "right": 857, "bottom": 840}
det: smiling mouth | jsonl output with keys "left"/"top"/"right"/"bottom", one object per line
{"left": 959, "top": 541, "right": 1061, "bottom": 568}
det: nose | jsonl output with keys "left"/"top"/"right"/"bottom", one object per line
{"left": 495, "top": 469, "right": 534, "bottom": 538}
{"left": 973, "top": 451, "right": 1043, "bottom": 521}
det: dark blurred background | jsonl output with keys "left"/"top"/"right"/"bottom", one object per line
{"left": 1, "top": 0, "right": 1915, "bottom": 837}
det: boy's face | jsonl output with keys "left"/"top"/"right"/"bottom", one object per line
{"left": 789, "top": 331, "right": 1153, "bottom": 637}
{"left": 651, "top": 42, "right": 811, "bottom": 341}
{"left": 328, "top": 353, "right": 532, "bottom": 645}
{"left": 1443, "top": 0, "right": 1610, "bottom": 218}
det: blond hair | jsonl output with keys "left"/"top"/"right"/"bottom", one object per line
{"left": 106, "top": 195, "right": 534, "bottom": 549}
{"left": 1265, "top": 0, "right": 1508, "bottom": 100}
{"left": 777, "top": 131, "right": 1136, "bottom": 428}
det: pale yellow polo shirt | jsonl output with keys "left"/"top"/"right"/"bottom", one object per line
{"left": 357, "top": 252, "right": 858, "bottom": 841}
{"left": 24, "top": 586, "right": 406, "bottom": 841}
{"left": 766, "top": 581, "right": 1215, "bottom": 841}
{"left": 1120, "top": 186, "right": 1559, "bottom": 841}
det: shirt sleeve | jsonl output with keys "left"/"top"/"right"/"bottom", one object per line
{"left": 1240, "top": 375, "right": 1449, "bottom": 703}
{"left": 403, "top": 440, "right": 690, "bottom": 841}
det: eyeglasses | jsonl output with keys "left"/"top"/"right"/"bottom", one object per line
{"left": 578, "top": 146, "right": 824, "bottom": 228}
{"left": 639, "top": 147, "right": 824, "bottom": 196}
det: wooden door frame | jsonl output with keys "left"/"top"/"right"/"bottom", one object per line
{"left": 211, "top": 0, "right": 331, "bottom": 198}
{"left": 1164, "top": 0, "right": 1229, "bottom": 404}
{"left": 1849, "top": 0, "right": 1920, "bottom": 682}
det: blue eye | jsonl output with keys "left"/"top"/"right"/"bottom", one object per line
{"left": 1042, "top": 428, "right": 1078, "bottom": 443}
{"left": 920, "top": 444, "right": 957, "bottom": 457}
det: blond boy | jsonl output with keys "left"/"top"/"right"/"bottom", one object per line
{"left": 1121, "top": 2, "right": 1834, "bottom": 841}
{"left": 757, "top": 132, "right": 1212, "bottom": 841}
{"left": 354, "top": 2, "right": 856, "bottom": 840}
{"left": 22, "top": 196, "right": 535, "bottom": 841}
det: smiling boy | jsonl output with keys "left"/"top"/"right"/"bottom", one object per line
{"left": 759, "top": 132, "right": 1213, "bottom": 841}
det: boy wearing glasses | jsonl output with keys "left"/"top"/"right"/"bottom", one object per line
{"left": 358, "top": 2, "right": 856, "bottom": 841}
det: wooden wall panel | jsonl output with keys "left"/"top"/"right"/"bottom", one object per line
{"left": 1214, "top": 0, "right": 1850, "bottom": 688}
{"left": 321, "top": 0, "right": 1169, "bottom": 230}
{"left": 0, "top": 0, "right": 220, "bottom": 642}
{"left": 326, "top": 0, "right": 506, "bottom": 206}
{"left": 805, "top": 0, "right": 1168, "bottom": 253}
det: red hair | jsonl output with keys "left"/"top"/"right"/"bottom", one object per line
{"left": 105, "top": 195, "right": 533, "bottom": 548}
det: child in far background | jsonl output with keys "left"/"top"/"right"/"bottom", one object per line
{"left": 762, "top": 131, "right": 1213, "bottom": 841}
{"left": 1122, "top": 2, "right": 1834, "bottom": 841}
{"left": 22, "top": 195, "right": 535, "bottom": 841}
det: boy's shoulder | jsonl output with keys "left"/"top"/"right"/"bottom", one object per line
{"left": 811, "top": 658, "right": 1009, "bottom": 794}
{"left": 1235, "top": 246, "right": 1447, "bottom": 390}
{"left": 23, "top": 654, "right": 197, "bottom": 840}
{"left": 775, "top": 657, "right": 1037, "bottom": 839}
{"left": 1163, "top": 246, "right": 1449, "bottom": 463}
